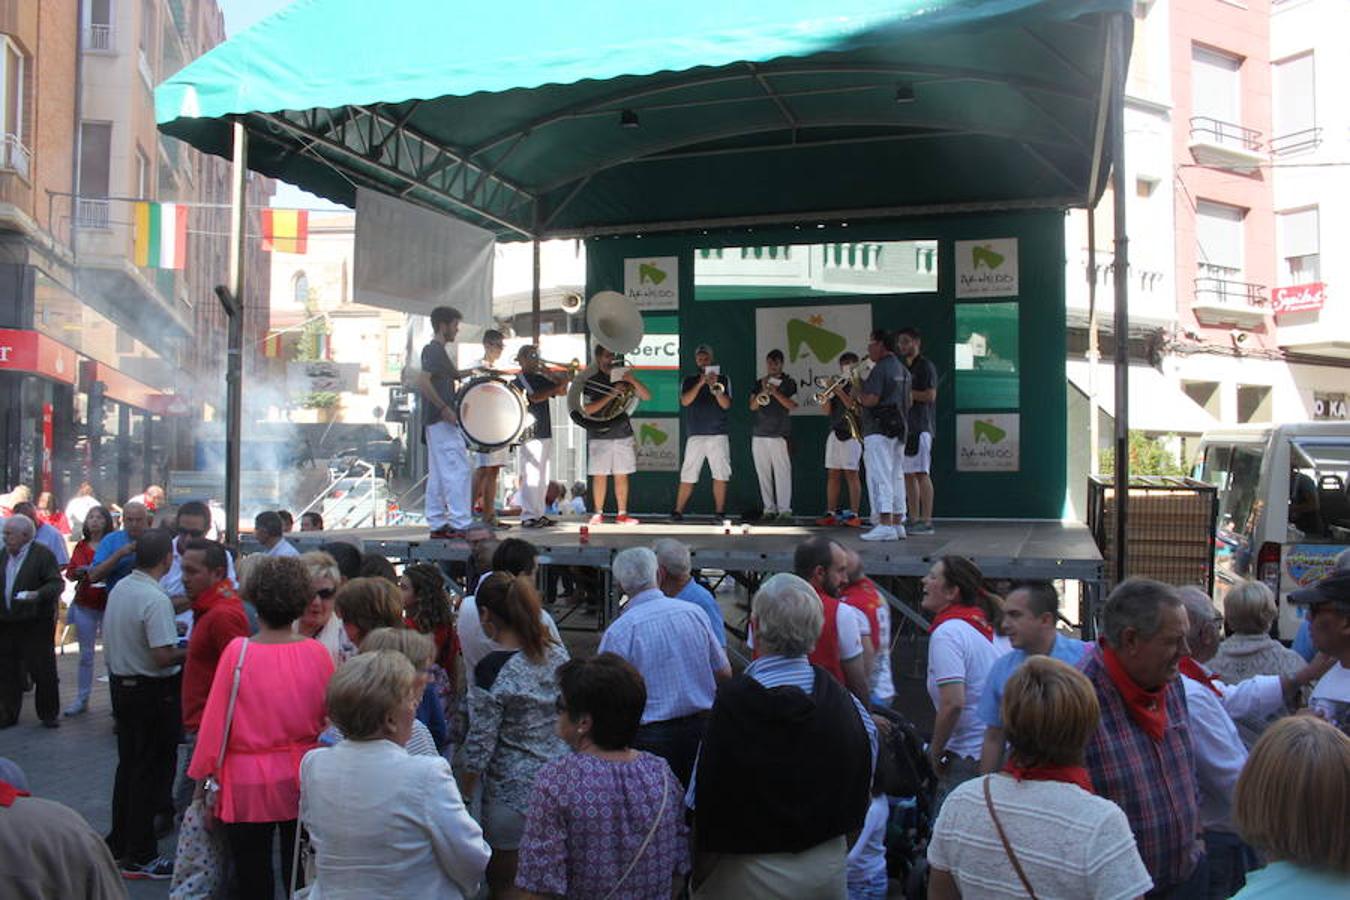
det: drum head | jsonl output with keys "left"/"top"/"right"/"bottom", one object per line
{"left": 457, "top": 377, "right": 527, "bottom": 450}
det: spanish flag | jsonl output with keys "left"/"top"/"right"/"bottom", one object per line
{"left": 262, "top": 209, "right": 309, "bottom": 254}
{"left": 133, "top": 202, "right": 188, "bottom": 269}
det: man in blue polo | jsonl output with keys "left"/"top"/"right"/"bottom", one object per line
{"left": 87, "top": 502, "right": 152, "bottom": 594}
{"left": 672, "top": 344, "right": 732, "bottom": 521}
{"left": 977, "top": 580, "right": 1086, "bottom": 772}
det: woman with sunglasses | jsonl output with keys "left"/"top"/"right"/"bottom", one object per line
{"left": 297, "top": 551, "right": 357, "bottom": 666}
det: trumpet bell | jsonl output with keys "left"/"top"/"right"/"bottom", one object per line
{"left": 586, "top": 291, "right": 645, "bottom": 355}
{"left": 560, "top": 292, "right": 583, "bottom": 315}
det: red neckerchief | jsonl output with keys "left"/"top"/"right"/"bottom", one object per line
{"left": 932, "top": 603, "right": 993, "bottom": 642}
{"left": 0, "top": 780, "right": 30, "bottom": 807}
{"left": 1100, "top": 642, "right": 1168, "bottom": 742}
{"left": 192, "top": 579, "right": 240, "bottom": 618}
{"left": 1178, "top": 657, "right": 1223, "bottom": 698}
{"left": 1002, "top": 761, "right": 1096, "bottom": 794}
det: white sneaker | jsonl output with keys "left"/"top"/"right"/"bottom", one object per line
{"left": 894, "top": 524, "right": 907, "bottom": 540}
{"left": 860, "top": 525, "right": 899, "bottom": 542}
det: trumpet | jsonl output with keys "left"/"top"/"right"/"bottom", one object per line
{"left": 813, "top": 373, "right": 855, "bottom": 407}
{"left": 754, "top": 391, "right": 772, "bottom": 407}
{"left": 533, "top": 357, "right": 581, "bottom": 379}
{"left": 710, "top": 381, "right": 726, "bottom": 396}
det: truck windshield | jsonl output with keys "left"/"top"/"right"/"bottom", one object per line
{"left": 1290, "top": 439, "right": 1350, "bottom": 542}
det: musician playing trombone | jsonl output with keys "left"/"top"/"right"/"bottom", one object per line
{"left": 582, "top": 345, "right": 650, "bottom": 526}
{"left": 513, "top": 345, "right": 571, "bottom": 529}
{"left": 816, "top": 352, "right": 865, "bottom": 528}
{"left": 748, "top": 349, "right": 798, "bottom": 521}
{"left": 671, "top": 344, "right": 732, "bottom": 521}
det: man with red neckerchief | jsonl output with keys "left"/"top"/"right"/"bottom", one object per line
{"left": 1078, "top": 578, "right": 1204, "bottom": 898}
{"left": 176, "top": 539, "right": 250, "bottom": 816}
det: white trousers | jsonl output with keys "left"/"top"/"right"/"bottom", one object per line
{"left": 518, "top": 437, "right": 552, "bottom": 520}
{"left": 751, "top": 436, "right": 792, "bottom": 513}
{"left": 863, "top": 433, "right": 907, "bottom": 520}
{"left": 425, "top": 421, "right": 472, "bottom": 530}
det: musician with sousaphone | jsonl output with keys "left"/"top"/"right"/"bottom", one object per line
{"left": 512, "top": 346, "right": 575, "bottom": 528}
{"left": 748, "top": 349, "right": 798, "bottom": 522}
{"left": 579, "top": 344, "right": 650, "bottom": 526}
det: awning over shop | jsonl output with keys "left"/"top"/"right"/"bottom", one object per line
{"left": 1066, "top": 361, "right": 1219, "bottom": 435}
{"left": 156, "top": 0, "right": 1131, "bottom": 239}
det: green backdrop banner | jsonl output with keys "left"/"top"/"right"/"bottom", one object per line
{"left": 585, "top": 210, "right": 1066, "bottom": 519}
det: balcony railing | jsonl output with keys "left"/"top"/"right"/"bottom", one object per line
{"left": 1195, "top": 276, "right": 1267, "bottom": 307}
{"left": 84, "top": 23, "right": 114, "bottom": 52}
{"left": 1190, "top": 116, "right": 1262, "bottom": 152}
{"left": 1269, "top": 127, "right": 1322, "bottom": 156}
{"left": 75, "top": 198, "right": 112, "bottom": 230}
{"left": 0, "top": 134, "right": 31, "bottom": 178}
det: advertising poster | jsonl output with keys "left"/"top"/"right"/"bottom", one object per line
{"left": 630, "top": 417, "right": 680, "bottom": 471}
{"left": 623, "top": 256, "right": 679, "bottom": 311}
{"left": 955, "top": 237, "right": 1019, "bottom": 298}
{"left": 955, "top": 413, "right": 1020, "bottom": 472}
{"left": 754, "top": 303, "right": 873, "bottom": 417}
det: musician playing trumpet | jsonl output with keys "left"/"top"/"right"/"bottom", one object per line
{"left": 816, "top": 352, "right": 865, "bottom": 528}
{"left": 748, "top": 349, "right": 798, "bottom": 521}
{"left": 513, "top": 346, "right": 572, "bottom": 528}
{"left": 582, "top": 345, "right": 650, "bottom": 526}
{"left": 672, "top": 344, "right": 732, "bottom": 521}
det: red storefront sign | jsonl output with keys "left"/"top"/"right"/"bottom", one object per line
{"left": 0, "top": 328, "right": 78, "bottom": 384}
{"left": 80, "top": 360, "right": 157, "bottom": 410}
{"left": 1273, "top": 282, "right": 1327, "bottom": 316}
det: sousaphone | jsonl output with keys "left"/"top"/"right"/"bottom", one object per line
{"left": 567, "top": 291, "right": 645, "bottom": 432}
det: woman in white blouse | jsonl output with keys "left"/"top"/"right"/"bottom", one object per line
{"left": 300, "top": 651, "right": 490, "bottom": 899}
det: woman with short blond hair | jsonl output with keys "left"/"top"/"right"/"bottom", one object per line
{"left": 928, "top": 657, "right": 1152, "bottom": 900}
{"left": 1230, "top": 716, "right": 1350, "bottom": 897}
{"left": 296, "top": 551, "right": 356, "bottom": 664}
{"left": 1209, "top": 580, "right": 1308, "bottom": 747}
{"left": 361, "top": 626, "right": 449, "bottom": 753}
{"left": 301, "top": 651, "right": 490, "bottom": 898}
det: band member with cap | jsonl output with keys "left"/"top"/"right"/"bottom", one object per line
{"left": 472, "top": 329, "right": 509, "bottom": 526}
{"left": 817, "top": 352, "right": 864, "bottom": 527}
{"left": 748, "top": 349, "right": 797, "bottom": 521}
{"left": 418, "top": 306, "right": 473, "bottom": 539}
{"left": 582, "top": 345, "right": 651, "bottom": 526}
{"left": 672, "top": 344, "right": 732, "bottom": 521}
{"left": 899, "top": 327, "right": 938, "bottom": 534}
{"left": 857, "top": 329, "right": 911, "bottom": 542}
{"left": 513, "top": 346, "right": 570, "bottom": 529}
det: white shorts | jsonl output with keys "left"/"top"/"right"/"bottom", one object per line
{"left": 903, "top": 431, "right": 933, "bottom": 474}
{"left": 588, "top": 437, "right": 637, "bottom": 476}
{"left": 475, "top": 447, "right": 510, "bottom": 468}
{"left": 681, "top": 434, "right": 732, "bottom": 482}
{"left": 824, "top": 432, "right": 862, "bottom": 471}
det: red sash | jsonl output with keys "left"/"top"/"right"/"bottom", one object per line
{"left": 0, "top": 780, "right": 30, "bottom": 807}
{"left": 1101, "top": 642, "right": 1168, "bottom": 742}
{"left": 932, "top": 603, "right": 993, "bottom": 641}
{"left": 1002, "top": 762, "right": 1096, "bottom": 794}
{"left": 1178, "top": 657, "right": 1223, "bottom": 698}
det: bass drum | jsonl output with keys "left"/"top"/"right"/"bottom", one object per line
{"left": 455, "top": 376, "right": 531, "bottom": 452}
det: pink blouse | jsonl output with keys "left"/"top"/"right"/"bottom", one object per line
{"left": 188, "top": 637, "right": 334, "bottom": 823}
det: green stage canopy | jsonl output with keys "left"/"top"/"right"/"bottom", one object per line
{"left": 157, "top": 0, "right": 1131, "bottom": 239}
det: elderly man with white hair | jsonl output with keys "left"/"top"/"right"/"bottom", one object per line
{"left": 598, "top": 547, "right": 731, "bottom": 787}
{"left": 691, "top": 573, "right": 875, "bottom": 897}
{"left": 653, "top": 538, "right": 725, "bottom": 646}
{"left": 0, "top": 515, "right": 66, "bottom": 728}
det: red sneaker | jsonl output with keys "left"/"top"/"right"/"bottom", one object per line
{"left": 815, "top": 513, "right": 838, "bottom": 526}
{"left": 588, "top": 513, "right": 605, "bottom": 526}
{"left": 615, "top": 514, "right": 641, "bottom": 526}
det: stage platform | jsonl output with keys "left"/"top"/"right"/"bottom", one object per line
{"left": 258, "top": 517, "right": 1103, "bottom": 583}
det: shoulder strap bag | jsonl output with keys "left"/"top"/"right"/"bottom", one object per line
{"left": 983, "top": 775, "right": 1038, "bottom": 900}
{"left": 203, "top": 639, "right": 250, "bottom": 817}
{"left": 603, "top": 769, "right": 672, "bottom": 900}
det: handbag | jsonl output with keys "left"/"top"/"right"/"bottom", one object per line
{"left": 983, "top": 776, "right": 1038, "bottom": 900}
{"left": 604, "top": 772, "right": 671, "bottom": 900}
{"left": 169, "top": 640, "right": 249, "bottom": 900}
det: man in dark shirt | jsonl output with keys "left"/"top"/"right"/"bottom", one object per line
{"left": 513, "top": 345, "right": 571, "bottom": 528}
{"left": 673, "top": 344, "right": 733, "bottom": 520}
{"left": 749, "top": 349, "right": 798, "bottom": 521}
{"left": 418, "top": 306, "right": 474, "bottom": 538}
{"left": 817, "top": 352, "right": 865, "bottom": 527}
{"left": 581, "top": 345, "right": 651, "bottom": 525}
{"left": 898, "top": 327, "right": 938, "bottom": 534}
{"left": 857, "top": 329, "right": 910, "bottom": 542}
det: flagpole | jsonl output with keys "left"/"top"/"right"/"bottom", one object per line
{"left": 220, "top": 120, "right": 248, "bottom": 548}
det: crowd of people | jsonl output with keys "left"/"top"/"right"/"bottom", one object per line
{"left": 2, "top": 500, "right": 1349, "bottom": 898}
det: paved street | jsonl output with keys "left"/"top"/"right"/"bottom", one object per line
{"left": 0, "top": 646, "right": 168, "bottom": 899}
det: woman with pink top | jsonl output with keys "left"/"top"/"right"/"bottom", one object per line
{"left": 189, "top": 555, "right": 335, "bottom": 898}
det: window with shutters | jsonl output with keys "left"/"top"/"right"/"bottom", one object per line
{"left": 1277, "top": 208, "right": 1320, "bottom": 286}
{"left": 1272, "top": 53, "right": 1317, "bottom": 154}
{"left": 1196, "top": 200, "right": 1245, "bottom": 280}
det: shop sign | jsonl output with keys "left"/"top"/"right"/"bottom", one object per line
{"left": 0, "top": 328, "right": 77, "bottom": 384}
{"left": 626, "top": 334, "right": 680, "bottom": 370}
{"left": 955, "top": 238, "right": 1019, "bottom": 298}
{"left": 623, "top": 256, "right": 679, "bottom": 311}
{"left": 956, "top": 413, "right": 1020, "bottom": 472}
{"left": 1314, "top": 392, "right": 1347, "bottom": 421}
{"left": 1272, "top": 282, "right": 1326, "bottom": 316}
{"left": 630, "top": 417, "right": 680, "bottom": 472}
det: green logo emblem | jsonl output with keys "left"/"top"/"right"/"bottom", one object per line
{"left": 639, "top": 423, "right": 669, "bottom": 446}
{"left": 639, "top": 263, "right": 668, "bottom": 286}
{"left": 973, "top": 419, "right": 1007, "bottom": 444}
{"left": 786, "top": 318, "right": 847, "bottom": 363}
{"left": 971, "top": 244, "right": 1005, "bottom": 270}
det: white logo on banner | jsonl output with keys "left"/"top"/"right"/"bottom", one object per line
{"left": 630, "top": 417, "right": 680, "bottom": 471}
{"left": 623, "top": 257, "right": 679, "bottom": 311}
{"left": 955, "top": 238, "right": 1019, "bottom": 298}
{"left": 956, "top": 413, "right": 1020, "bottom": 471}
{"left": 753, "top": 304, "right": 873, "bottom": 416}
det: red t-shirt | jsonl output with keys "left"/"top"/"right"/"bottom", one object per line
{"left": 182, "top": 581, "right": 250, "bottom": 730}
{"left": 840, "top": 578, "right": 883, "bottom": 652}
{"left": 68, "top": 540, "right": 108, "bottom": 611}
{"left": 807, "top": 588, "right": 846, "bottom": 684}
